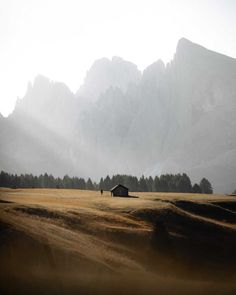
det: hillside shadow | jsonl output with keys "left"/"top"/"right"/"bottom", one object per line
{"left": 128, "top": 195, "right": 139, "bottom": 198}
{"left": 0, "top": 199, "right": 14, "bottom": 204}
{"left": 131, "top": 203, "right": 236, "bottom": 279}
{"left": 174, "top": 200, "right": 236, "bottom": 223}
{"left": 112, "top": 195, "right": 139, "bottom": 198}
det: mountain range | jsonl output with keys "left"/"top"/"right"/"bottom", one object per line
{"left": 1, "top": 38, "right": 236, "bottom": 193}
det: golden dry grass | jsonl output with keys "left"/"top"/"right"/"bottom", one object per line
{"left": 0, "top": 188, "right": 236, "bottom": 294}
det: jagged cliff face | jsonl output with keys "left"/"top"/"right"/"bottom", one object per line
{"left": 1, "top": 38, "right": 236, "bottom": 193}
{"left": 76, "top": 56, "right": 142, "bottom": 102}
{"left": 0, "top": 76, "right": 80, "bottom": 177}
{"left": 12, "top": 75, "right": 77, "bottom": 137}
{"left": 160, "top": 39, "right": 236, "bottom": 193}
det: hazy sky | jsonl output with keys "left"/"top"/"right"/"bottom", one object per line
{"left": 0, "top": 0, "right": 236, "bottom": 116}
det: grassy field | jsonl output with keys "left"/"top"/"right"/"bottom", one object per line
{"left": 0, "top": 188, "right": 236, "bottom": 294}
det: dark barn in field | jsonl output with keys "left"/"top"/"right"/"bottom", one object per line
{"left": 111, "top": 184, "right": 129, "bottom": 197}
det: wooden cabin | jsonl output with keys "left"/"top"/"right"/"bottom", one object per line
{"left": 110, "top": 184, "right": 129, "bottom": 197}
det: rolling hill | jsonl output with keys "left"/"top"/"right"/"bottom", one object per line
{"left": 0, "top": 188, "right": 236, "bottom": 294}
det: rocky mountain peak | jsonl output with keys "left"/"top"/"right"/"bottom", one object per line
{"left": 142, "top": 59, "right": 165, "bottom": 82}
{"left": 77, "top": 56, "right": 141, "bottom": 101}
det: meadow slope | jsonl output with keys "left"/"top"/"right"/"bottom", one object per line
{"left": 0, "top": 188, "right": 236, "bottom": 295}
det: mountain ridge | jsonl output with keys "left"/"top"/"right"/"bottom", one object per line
{"left": 1, "top": 38, "right": 236, "bottom": 193}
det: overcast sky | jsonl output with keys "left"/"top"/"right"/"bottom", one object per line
{"left": 0, "top": 0, "right": 236, "bottom": 116}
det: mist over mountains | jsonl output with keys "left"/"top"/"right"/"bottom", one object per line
{"left": 1, "top": 38, "right": 236, "bottom": 193}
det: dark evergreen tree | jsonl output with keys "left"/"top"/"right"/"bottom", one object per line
{"left": 146, "top": 176, "right": 154, "bottom": 192}
{"left": 99, "top": 177, "right": 104, "bottom": 190}
{"left": 125, "top": 175, "right": 139, "bottom": 192}
{"left": 86, "top": 178, "right": 94, "bottom": 190}
{"left": 153, "top": 176, "right": 160, "bottom": 192}
{"left": 199, "top": 178, "right": 213, "bottom": 194}
{"left": 192, "top": 183, "right": 202, "bottom": 193}
{"left": 103, "top": 175, "right": 111, "bottom": 190}
{"left": 139, "top": 175, "right": 148, "bottom": 192}
{"left": 179, "top": 173, "right": 192, "bottom": 192}
{"left": 0, "top": 171, "right": 7, "bottom": 187}
{"left": 159, "top": 175, "right": 169, "bottom": 192}
{"left": 63, "top": 175, "right": 72, "bottom": 188}
{"left": 78, "top": 178, "right": 86, "bottom": 189}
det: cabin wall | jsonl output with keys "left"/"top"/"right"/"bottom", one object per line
{"left": 113, "top": 187, "right": 129, "bottom": 197}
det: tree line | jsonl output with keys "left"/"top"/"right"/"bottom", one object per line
{"left": 0, "top": 171, "right": 213, "bottom": 194}
{"left": 99, "top": 174, "right": 213, "bottom": 194}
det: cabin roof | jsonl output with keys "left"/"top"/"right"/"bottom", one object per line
{"left": 110, "top": 184, "right": 129, "bottom": 192}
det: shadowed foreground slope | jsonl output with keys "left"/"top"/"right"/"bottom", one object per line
{"left": 0, "top": 188, "right": 236, "bottom": 294}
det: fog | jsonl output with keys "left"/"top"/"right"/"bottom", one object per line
{"left": 1, "top": 38, "right": 236, "bottom": 193}
{"left": 1, "top": 0, "right": 236, "bottom": 116}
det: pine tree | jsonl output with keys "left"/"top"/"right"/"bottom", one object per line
{"left": 78, "top": 178, "right": 86, "bottom": 189}
{"left": 103, "top": 175, "right": 111, "bottom": 190}
{"left": 192, "top": 183, "right": 202, "bottom": 193}
{"left": 199, "top": 178, "right": 213, "bottom": 194}
{"left": 99, "top": 177, "right": 104, "bottom": 190}
{"left": 86, "top": 178, "right": 94, "bottom": 190}
{"left": 139, "top": 175, "right": 148, "bottom": 192}
{"left": 147, "top": 176, "right": 154, "bottom": 192}
{"left": 180, "top": 173, "right": 192, "bottom": 192}
{"left": 63, "top": 175, "right": 72, "bottom": 188}
{"left": 153, "top": 176, "right": 160, "bottom": 192}
{"left": 159, "top": 175, "right": 169, "bottom": 192}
